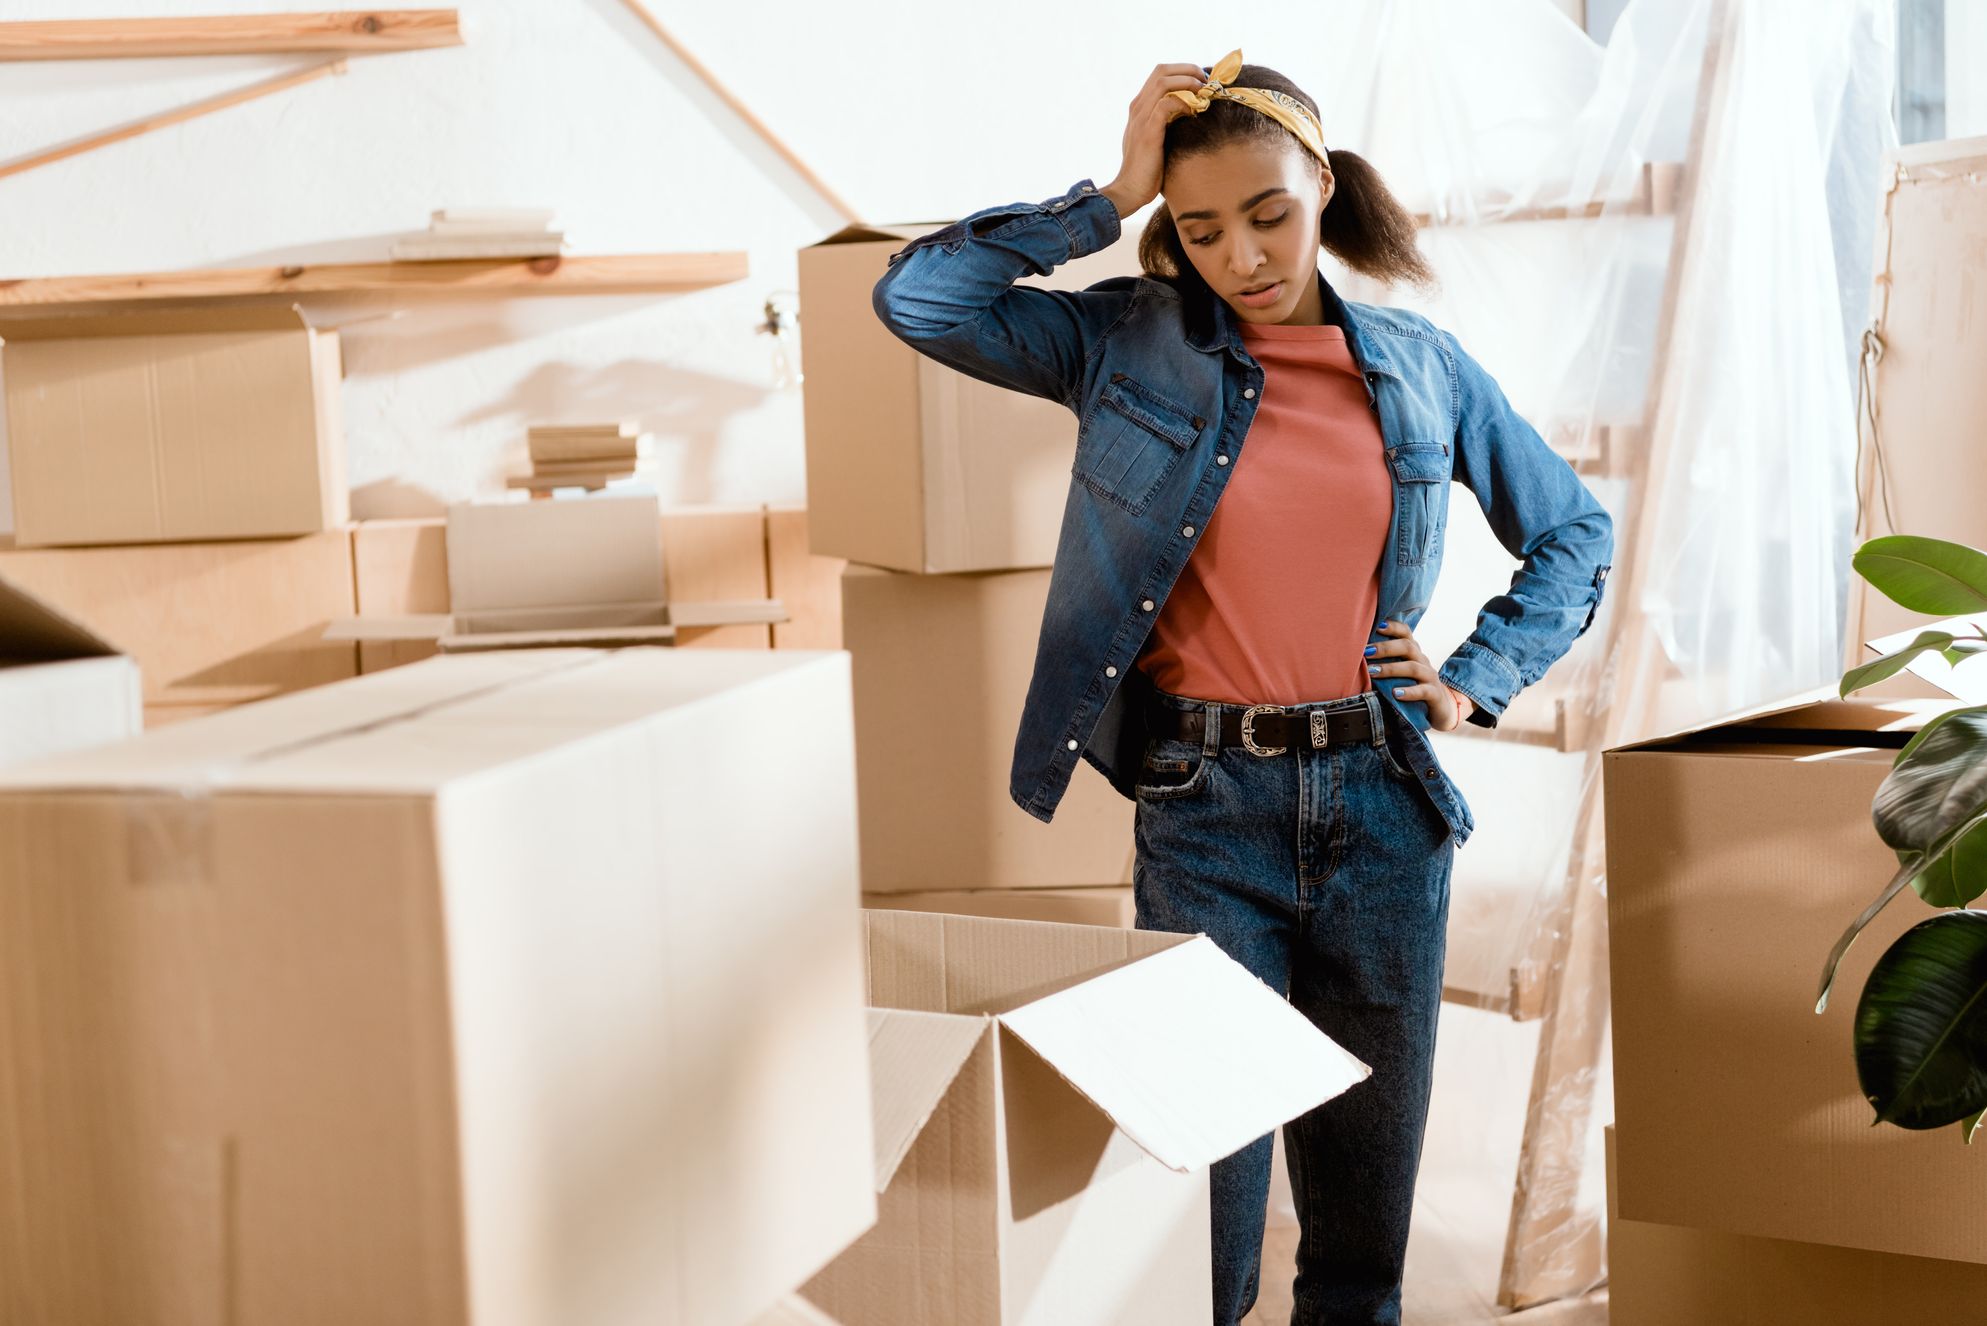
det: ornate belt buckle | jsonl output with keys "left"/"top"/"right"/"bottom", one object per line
{"left": 1310, "top": 709, "right": 1332, "bottom": 749}
{"left": 1240, "top": 704, "right": 1288, "bottom": 757}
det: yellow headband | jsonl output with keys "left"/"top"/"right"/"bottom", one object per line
{"left": 1166, "top": 49, "right": 1331, "bottom": 170}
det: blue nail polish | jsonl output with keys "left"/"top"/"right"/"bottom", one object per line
{"left": 1366, "top": 664, "right": 1379, "bottom": 675}
{"left": 1363, "top": 645, "right": 1377, "bottom": 656}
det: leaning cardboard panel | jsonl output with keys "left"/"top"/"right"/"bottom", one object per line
{"left": 863, "top": 886, "right": 1134, "bottom": 929}
{"left": 1606, "top": 687, "right": 1987, "bottom": 1263}
{"left": 0, "top": 649, "right": 874, "bottom": 1326}
{"left": 1, "top": 305, "right": 348, "bottom": 547}
{"left": 0, "top": 567, "right": 141, "bottom": 764}
{"left": 0, "top": 528, "right": 358, "bottom": 718}
{"left": 802, "top": 910, "right": 1371, "bottom": 1326}
{"left": 799, "top": 225, "right": 1135, "bottom": 574}
{"left": 1605, "top": 1128, "right": 1987, "bottom": 1325}
{"left": 842, "top": 565, "right": 1134, "bottom": 891}
{"left": 1845, "top": 136, "right": 1987, "bottom": 688}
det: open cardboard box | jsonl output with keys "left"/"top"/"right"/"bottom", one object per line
{"left": 802, "top": 910, "right": 1369, "bottom": 1326}
{"left": 328, "top": 495, "right": 784, "bottom": 652}
{"left": 0, "top": 567, "right": 141, "bottom": 764}
{"left": 0, "top": 649, "right": 873, "bottom": 1326}
{"left": 798, "top": 222, "right": 1136, "bottom": 575}
{"left": 1, "top": 305, "right": 348, "bottom": 548}
{"left": 1605, "top": 681, "right": 1987, "bottom": 1264}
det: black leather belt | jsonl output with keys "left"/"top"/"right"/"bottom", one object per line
{"left": 1148, "top": 701, "right": 1375, "bottom": 756}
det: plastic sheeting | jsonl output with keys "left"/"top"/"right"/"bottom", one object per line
{"left": 1298, "top": 0, "right": 1895, "bottom": 1310}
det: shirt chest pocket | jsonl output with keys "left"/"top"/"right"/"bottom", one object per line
{"left": 1387, "top": 441, "right": 1450, "bottom": 567}
{"left": 1075, "top": 374, "right": 1203, "bottom": 516}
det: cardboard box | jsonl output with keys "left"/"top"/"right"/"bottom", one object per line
{"left": 801, "top": 910, "right": 1370, "bottom": 1325}
{"left": 331, "top": 497, "right": 781, "bottom": 653}
{"left": 767, "top": 504, "right": 845, "bottom": 650}
{"left": 1, "top": 306, "right": 348, "bottom": 547}
{"left": 863, "top": 885, "right": 1134, "bottom": 929}
{"left": 352, "top": 517, "right": 450, "bottom": 674}
{"left": 753, "top": 1298, "right": 843, "bottom": 1326}
{"left": 661, "top": 504, "right": 772, "bottom": 650}
{"left": 0, "top": 568, "right": 141, "bottom": 764}
{"left": 842, "top": 565, "right": 1134, "bottom": 891}
{"left": 1606, "top": 1127, "right": 1987, "bottom": 1324}
{"left": 0, "top": 649, "right": 875, "bottom": 1326}
{"left": 799, "top": 226, "right": 1133, "bottom": 574}
{"left": 1606, "top": 687, "right": 1987, "bottom": 1263}
{"left": 0, "top": 529, "right": 358, "bottom": 719}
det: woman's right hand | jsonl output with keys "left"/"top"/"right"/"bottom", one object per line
{"left": 1100, "top": 64, "right": 1212, "bottom": 218}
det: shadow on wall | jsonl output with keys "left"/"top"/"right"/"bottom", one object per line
{"left": 458, "top": 357, "right": 776, "bottom": 507}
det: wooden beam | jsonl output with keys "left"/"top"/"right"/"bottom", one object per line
{"left": 615, "top": 0, "right": 861, "bottom": 226}
{"left": 0, "top": 59, "right": 347, "bottom": 184}
{"left": 0, "top": 252, "right": 749, "bottom": 313}
{"left": 0, "top": 10, "right": 463, "bottom": 61}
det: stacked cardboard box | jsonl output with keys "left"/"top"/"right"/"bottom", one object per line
{"left": 1604, "top": 686, "right": 1987, "bottom": 1317}
{"left": 0, "top": 569, "right": 141, "bottom": 764}
{"left": 800, "top": 223, "right": 1138, "bottom": 916}
{"left": 0, "top": 649, "right": 875, "bottom": 1325}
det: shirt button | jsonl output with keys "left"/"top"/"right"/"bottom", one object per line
{"left": 1243, "top": 387, "right": 1257, "bottom": 399}
{"left": 1106, "top": 666, "right": 1118, "bottom": 678}
{"left": 1181, "top": 525, "right": 1195, "bottom": 538}
{"left": 1141, "top": 599, "right": 1155, "bottom": 612}
{"left": 1080, "top": 184, "right": 1094, "bottom": 192}
{"left": 1068, "top": 740, "right": 1079, "bottom": 751}
{"left": 1216, "top": 454, "right": 1230, "bottom": 466}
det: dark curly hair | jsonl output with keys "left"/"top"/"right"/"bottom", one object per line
{"left": 1138, "top": 62, "right": 1435, "bottom": 294}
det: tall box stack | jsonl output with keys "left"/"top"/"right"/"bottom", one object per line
{"left": 0, "top": 649, "right": 874, "bottom": 1326}
{"left": 800, "top": 222, "right": 1136, "bottom": 926}
{"left": 1604, "top": 687, "right": 1987, "bottom": 1320}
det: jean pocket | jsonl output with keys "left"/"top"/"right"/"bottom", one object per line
{"left": 1134, "top": 737, "right": 1213, "bottom": 801}
{"left": 1075, "top": 375, "right": 1202, "bottom": 516}
{"left": 1386, "top": 441, "right": 1449, "bottom": 567}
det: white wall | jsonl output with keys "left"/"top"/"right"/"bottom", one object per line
{"left": 2, "top": 0, "right": 1429, "bottom": 524}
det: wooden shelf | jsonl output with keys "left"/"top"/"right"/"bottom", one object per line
{"left": 0, "top": 253, "right": 750, "bottom": 314}
{"left": 0, "top": 10, "right": 463, "bottom": 61}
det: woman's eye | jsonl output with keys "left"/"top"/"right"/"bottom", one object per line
{"left": 1189, "top": 232, "right": 1218, "bottom": 247}
{"left": 1257, "top": 213, "right": 1288, "bottom": 228}
{"left": 1188, "top": 214, "right": 1288, "bottom": 247}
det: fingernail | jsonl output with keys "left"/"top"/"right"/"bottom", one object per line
{"left": 1367, "top": 664, "right": 1379, "bottom": 675}
{"left": 1363, "top": 645, "right": 1377, "bottom": 656}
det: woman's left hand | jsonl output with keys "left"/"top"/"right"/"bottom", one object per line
{"left": 1367, "top": 619, "right": 1475, "bottom": 733}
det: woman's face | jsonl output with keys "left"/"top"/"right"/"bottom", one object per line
{"left": 1163, "top": 138, "right": 1334, "bottom": 325}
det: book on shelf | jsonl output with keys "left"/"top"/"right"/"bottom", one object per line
{"left": 391, "top": 235, "right": 567, "bottom": 262}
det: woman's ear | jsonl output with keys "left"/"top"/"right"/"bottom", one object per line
{"left": 1318, "top": 164, "right": 1336, "bottom": 210}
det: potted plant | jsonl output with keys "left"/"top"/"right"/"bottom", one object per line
{"left": 1818, "top": 534, "right": 1987, "bottom": 1141}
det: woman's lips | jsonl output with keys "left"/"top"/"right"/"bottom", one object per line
{"left": 1237, "top": 281, "right": 1283, "bottom": 309}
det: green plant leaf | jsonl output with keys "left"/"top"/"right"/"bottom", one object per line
{"left": 1873, "top": 712, "right": 1987, "bottom": 856}
{"left": 1854, "top": 911, "right": 1987, "bottom": 1129}
{"left": 1818, "top": 852, "right": 1925, "bottom": 1013}
{"left": 1963, "top": 1108, "right": 1985, "bottom": 1144}
{"left": 1909, "top": 820, "right": 1987, "bottom": 908}
{"left": 1840, "top": 631, "right": 1956, "bottom": 697}
{"left": 1896, "top": 704, "right": 1987, "bottom": 766}
{"left": 1943, "top": 641, "right": 1987, "bottom": 667}
{"left": 1854, "top": 536, "right": 1987, "bottom": 615}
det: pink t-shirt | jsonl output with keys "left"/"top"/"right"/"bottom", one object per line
{"left": 1139, "top": 320, "right": 1391, "bottom": 706}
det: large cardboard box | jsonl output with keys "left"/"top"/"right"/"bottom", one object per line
{"left": 767, "top": 503, "right": 845, "bottom": 650}
{"left": 353, "top": 517, "right": 450, "bottom": 674}
{"left": 799, "top": 226, "right": 1132, "bottom": 574}
{"left": 0, "top": 568, "right": 141, "bottom": 764}
{"left": 863, "top": 885, "right": 1134, "bottom": 929}
{"left": 0, "top": 529, "right": 358, "bottom": 722}
{"left": 660, "top": 504, "right": 773, "bottom": 650}
{"left": 1606, "top": 687, "right": 1987, "bottom": 1263}
{"left": 802, "top": 910, "right": 1369, "bottom": 1325}
{"left": 1, "top": 306, "right": 348, "bottom": 547}
{"left": 0, "top": 649, "right": 874, "bottom": 1326}
{"left": 842, "top": 565, "right": 1134, "bottom": 891}
{"left": 1606, "top": 1127, "right": 1987, "bottom": 1324}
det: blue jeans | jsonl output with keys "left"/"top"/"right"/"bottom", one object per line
{"left": 1132, "top": 686, "right": 1455, "bottom": 1326}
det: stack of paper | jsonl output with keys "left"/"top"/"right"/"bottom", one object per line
{"left": 392, "top": 208, "right": 565, "bottom": 261}
{"left": 508, "top": 422, "right": 649, "bottom": 492}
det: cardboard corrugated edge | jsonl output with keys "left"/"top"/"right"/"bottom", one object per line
{"left": 864, "top": 1008, "right": 990, "bottom": 1192}
{"left": 996, "top": 935, "right": 1371, "bottom": 1173}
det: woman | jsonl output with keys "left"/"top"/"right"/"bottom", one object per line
{"left": 871, "top": 51, "right": 1613, "bottom": 1326}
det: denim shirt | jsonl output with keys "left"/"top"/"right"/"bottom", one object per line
{"left": 871, "top": 179, "right": 1615, "bottom": 849}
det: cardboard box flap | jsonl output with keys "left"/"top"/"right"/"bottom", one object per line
{"left": 996, "top": 935, "right": 1372, "bottom": 1173}
{"left": 1867, "top": 614, "right": 1987, "bottom": 704}
{"left": 0, "top": 304, "right": 313, "bottom": 342}
{"left": 1610, "top": 684, "right": 1948, "bottom": 755}
{"left": 811, "top": 222, "right": 950, "bottom": 247}
{"left": 0, "top": 569, "right": 119, "bottom": 662}
{"left": 0, "top": 648, "right": 595, "bottom": 790}
{"left": 862, "top": 910, "right": 1186, "bottom": 1016}
{"left": 865, "top": 1007, "right": 989, "bottom": 1193}
{"left": 447, "top": 497, "right": 665, "bottom": 614}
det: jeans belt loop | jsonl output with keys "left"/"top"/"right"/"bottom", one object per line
{"left": 1366, "top": 691, "right": 1386, "bottom": 748}
{"left": 1202, "top": 701, "right": 1221, "bottom": 756}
